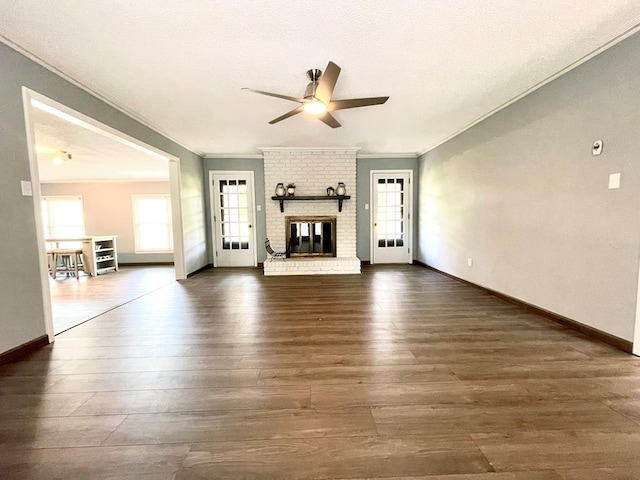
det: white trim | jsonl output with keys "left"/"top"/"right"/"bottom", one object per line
{"left": 259, "top": 147, "right": 361, "bottom": 153}
{"left": 204, "top": 151, "right": 418, "bottom": 159}
{"left": 22, "top": 87, "right": 54, "bottom": 344}
{"left": 357, "top": 153, "right": 418, "bottom": 159}
{"left": 204, "top": 154, "right": 264, "bottom": 159}
{"left": 633, "top": 259, "right": 640, "bottom": 356}
{"left": 416, "top": 21, "right": 640, "bottom": 157}
{"left": 370, "top": 169, "right": 413, "bottom": 265}
{"left": 2, "top": 35, "right": 204, "bottom": 157}
{"left": 209, "top": 170, "right": 258, "bottom": 268}
{"left": 41, "top": 178, "right": 170, "bottom": 184}
{"left": 169, "top": 160, "right": 186, "bottom": 280}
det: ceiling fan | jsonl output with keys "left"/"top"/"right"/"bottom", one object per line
{"left": 242, "top": 61, "right": 389, "bottom": 128}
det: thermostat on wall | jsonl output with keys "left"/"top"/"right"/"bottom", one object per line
{"left": 592, "top": 140, "right": 603, "bottom": 156}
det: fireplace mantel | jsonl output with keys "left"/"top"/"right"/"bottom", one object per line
{"left": 263, "top": 148, "right": 359, "bottom": 275}
{"left": 271, "top": 195, "right": 351, "bottom": 213}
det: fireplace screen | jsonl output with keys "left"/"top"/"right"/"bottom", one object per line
{"left": 286, "top": 216, "right": 336, "bottom": 257}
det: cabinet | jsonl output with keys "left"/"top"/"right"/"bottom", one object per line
{"left": 82, "top": 236, "right": 118, "bottom": 276}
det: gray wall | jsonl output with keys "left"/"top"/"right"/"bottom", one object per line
{"left": 418, "top": 32, "right": 640, "bottom": 341}
{"left": 0, "top": 42, "right": 207, "bottom": 355}
{"left": 356, "top": 158, "right": 419, "bottom": 261}
{"left": 41, "top": 182, "right": 174, "bottom": 264}
{"left": 202, "top": 157, "right": 419, "bottom": 264}
{"left": 203, "top": 158, "right": 267, "bottom": 264}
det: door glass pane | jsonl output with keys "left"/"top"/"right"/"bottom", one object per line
{"left": 218, "top": 178, "right": 251, "bottom": 251}
{"left": 376, "top": 177, "right": 405, "bottom": 249}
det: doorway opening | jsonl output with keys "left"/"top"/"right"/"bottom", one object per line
{"left": 22, "top": 89, "right": 186, "bottom": 337}
{"left": 370, "top": 170, "right": 413, "bottom": 264}
{"left": 209, "top": 171, "right": 257, "bottom": 267}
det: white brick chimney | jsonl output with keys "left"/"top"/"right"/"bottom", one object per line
{"left": 262, "top": 147, "right": 360, "bottom": 275}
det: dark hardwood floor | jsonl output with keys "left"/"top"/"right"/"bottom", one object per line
{"left": 1, "top": 265, "right": 640, "bottom": 479}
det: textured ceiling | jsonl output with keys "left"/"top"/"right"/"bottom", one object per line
{"left": 2, "top": 1, "right": 640, "bottom": 156}
{"left": 32, "top": 107, "right": 169, "bottom": 183}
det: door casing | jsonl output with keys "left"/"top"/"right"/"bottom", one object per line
{"left": 209, "top": 170, "right": 257, "bottom": 267}
{"left": 370, "top": 169, "right": 413, "bottom": 264}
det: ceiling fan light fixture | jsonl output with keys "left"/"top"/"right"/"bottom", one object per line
{"left": 52, "top": 151, "right": 71, "bottom": 166}
{"left": 303, "top": 99, "right": 327, "bottom": 115}
{"left": 244, "top": 61, "right": 389, "bottom": 127}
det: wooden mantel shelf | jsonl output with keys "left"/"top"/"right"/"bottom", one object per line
{"left": 271, "top": 195, "right": 351, "bottom": 213}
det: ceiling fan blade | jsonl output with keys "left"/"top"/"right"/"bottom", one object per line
{"left": 242, "top": 88, "right": 308, "bottom": 103}
{"left": 315, "top": 61, "right": 341, "bottom": 105}
{"left": 269, "top": 105, "right": 305, "bottom": 124}
{"left": 317, "top": 112, "right": 341, "bottom": 128}
{"left": 328, "top": 97, "right": 389, "bottom": 111}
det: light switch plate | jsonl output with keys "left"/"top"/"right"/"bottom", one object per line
{"left": 609, "top": 173, "right": 621, "bottom": 189}
{"left": 20, "top": 180, "right": 33, "bottom": 196}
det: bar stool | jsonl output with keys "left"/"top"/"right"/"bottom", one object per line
{"left": 47, "top": 248, "right": 84, "bottom": 278}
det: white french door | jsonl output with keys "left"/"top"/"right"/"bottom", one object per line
{"left": 210, "top": 171, "right": 256, "bottom": 267}
{"left": 371, "top": 171, "right": 412, "bottom": 264}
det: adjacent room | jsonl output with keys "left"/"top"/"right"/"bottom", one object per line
{"left": 2, "top": 2, "right": 640, "bottom": 479}
{"left": 31, "top": 97, "right": 177, "bottom": 333}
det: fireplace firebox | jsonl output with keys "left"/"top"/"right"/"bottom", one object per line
{"left": 286, "top": 216, "right": 336, "bottom": 257}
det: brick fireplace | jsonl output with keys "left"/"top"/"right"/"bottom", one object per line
{"left": 262, "top": 147, "right": 361, "bottom": 276}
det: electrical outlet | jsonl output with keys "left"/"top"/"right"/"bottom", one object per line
{"left": 467, "top": 258, "right": 473, "bottom": 267}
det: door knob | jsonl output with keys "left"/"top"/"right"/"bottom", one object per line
{"left": 249, "top": 225, "right": 252, "bottom": 228}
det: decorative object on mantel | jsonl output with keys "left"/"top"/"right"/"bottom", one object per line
{"left": 287, "top": 183, "right": 296, "bottom": 196}
{"left": 336, "top": 182, "right": 346, "bottom": 196}
{"left": 275, "top": 183, "right": 286, "bottom": 197}
{"left": 326, "top": 186, "right": 335, "bottom": 196}
{"left": 271, "top": 195, "right": 351, "bottom": 213}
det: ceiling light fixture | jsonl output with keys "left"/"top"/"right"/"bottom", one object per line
{"left": 52, "top": 151, "right": 71, "bottom": 166}
{"left": 303, "top": 99, "right": 327, "bottom": 115}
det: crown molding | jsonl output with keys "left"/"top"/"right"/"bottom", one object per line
{"left": 204, "top": 153, "right": 263, "bottom": 159}
{"left": 40, "top": 177, "right": 170, "bottom": 184}
{"left": 205, "top": 150, "right": 417, "bottom": 159}
{"left": 416, "top": 19, "right": 640, "bottom": 157}
{"left": 259, "top": 147, "right": 361, "bottom": 153}
{"left": 356, "top": 152, "right": 418, "bottom": 159}
{"left": 1, "top": 35, "right": 204, "bottom": 158}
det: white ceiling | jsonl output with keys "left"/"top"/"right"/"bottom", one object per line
{"left": 32, "top": 106, "right": 169, "bottom": 183}
{"left": 3, "top": 1, "right": 640, "bottom": 156}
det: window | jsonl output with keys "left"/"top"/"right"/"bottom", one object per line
{"left": 132, "top": 195, "right": 173, "bottom": 252}
{"left": 41, "top": 196, "right": 85, "bottom": 248}
{"left": 376, "top": 178, "right": 405, "bottom": 247}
